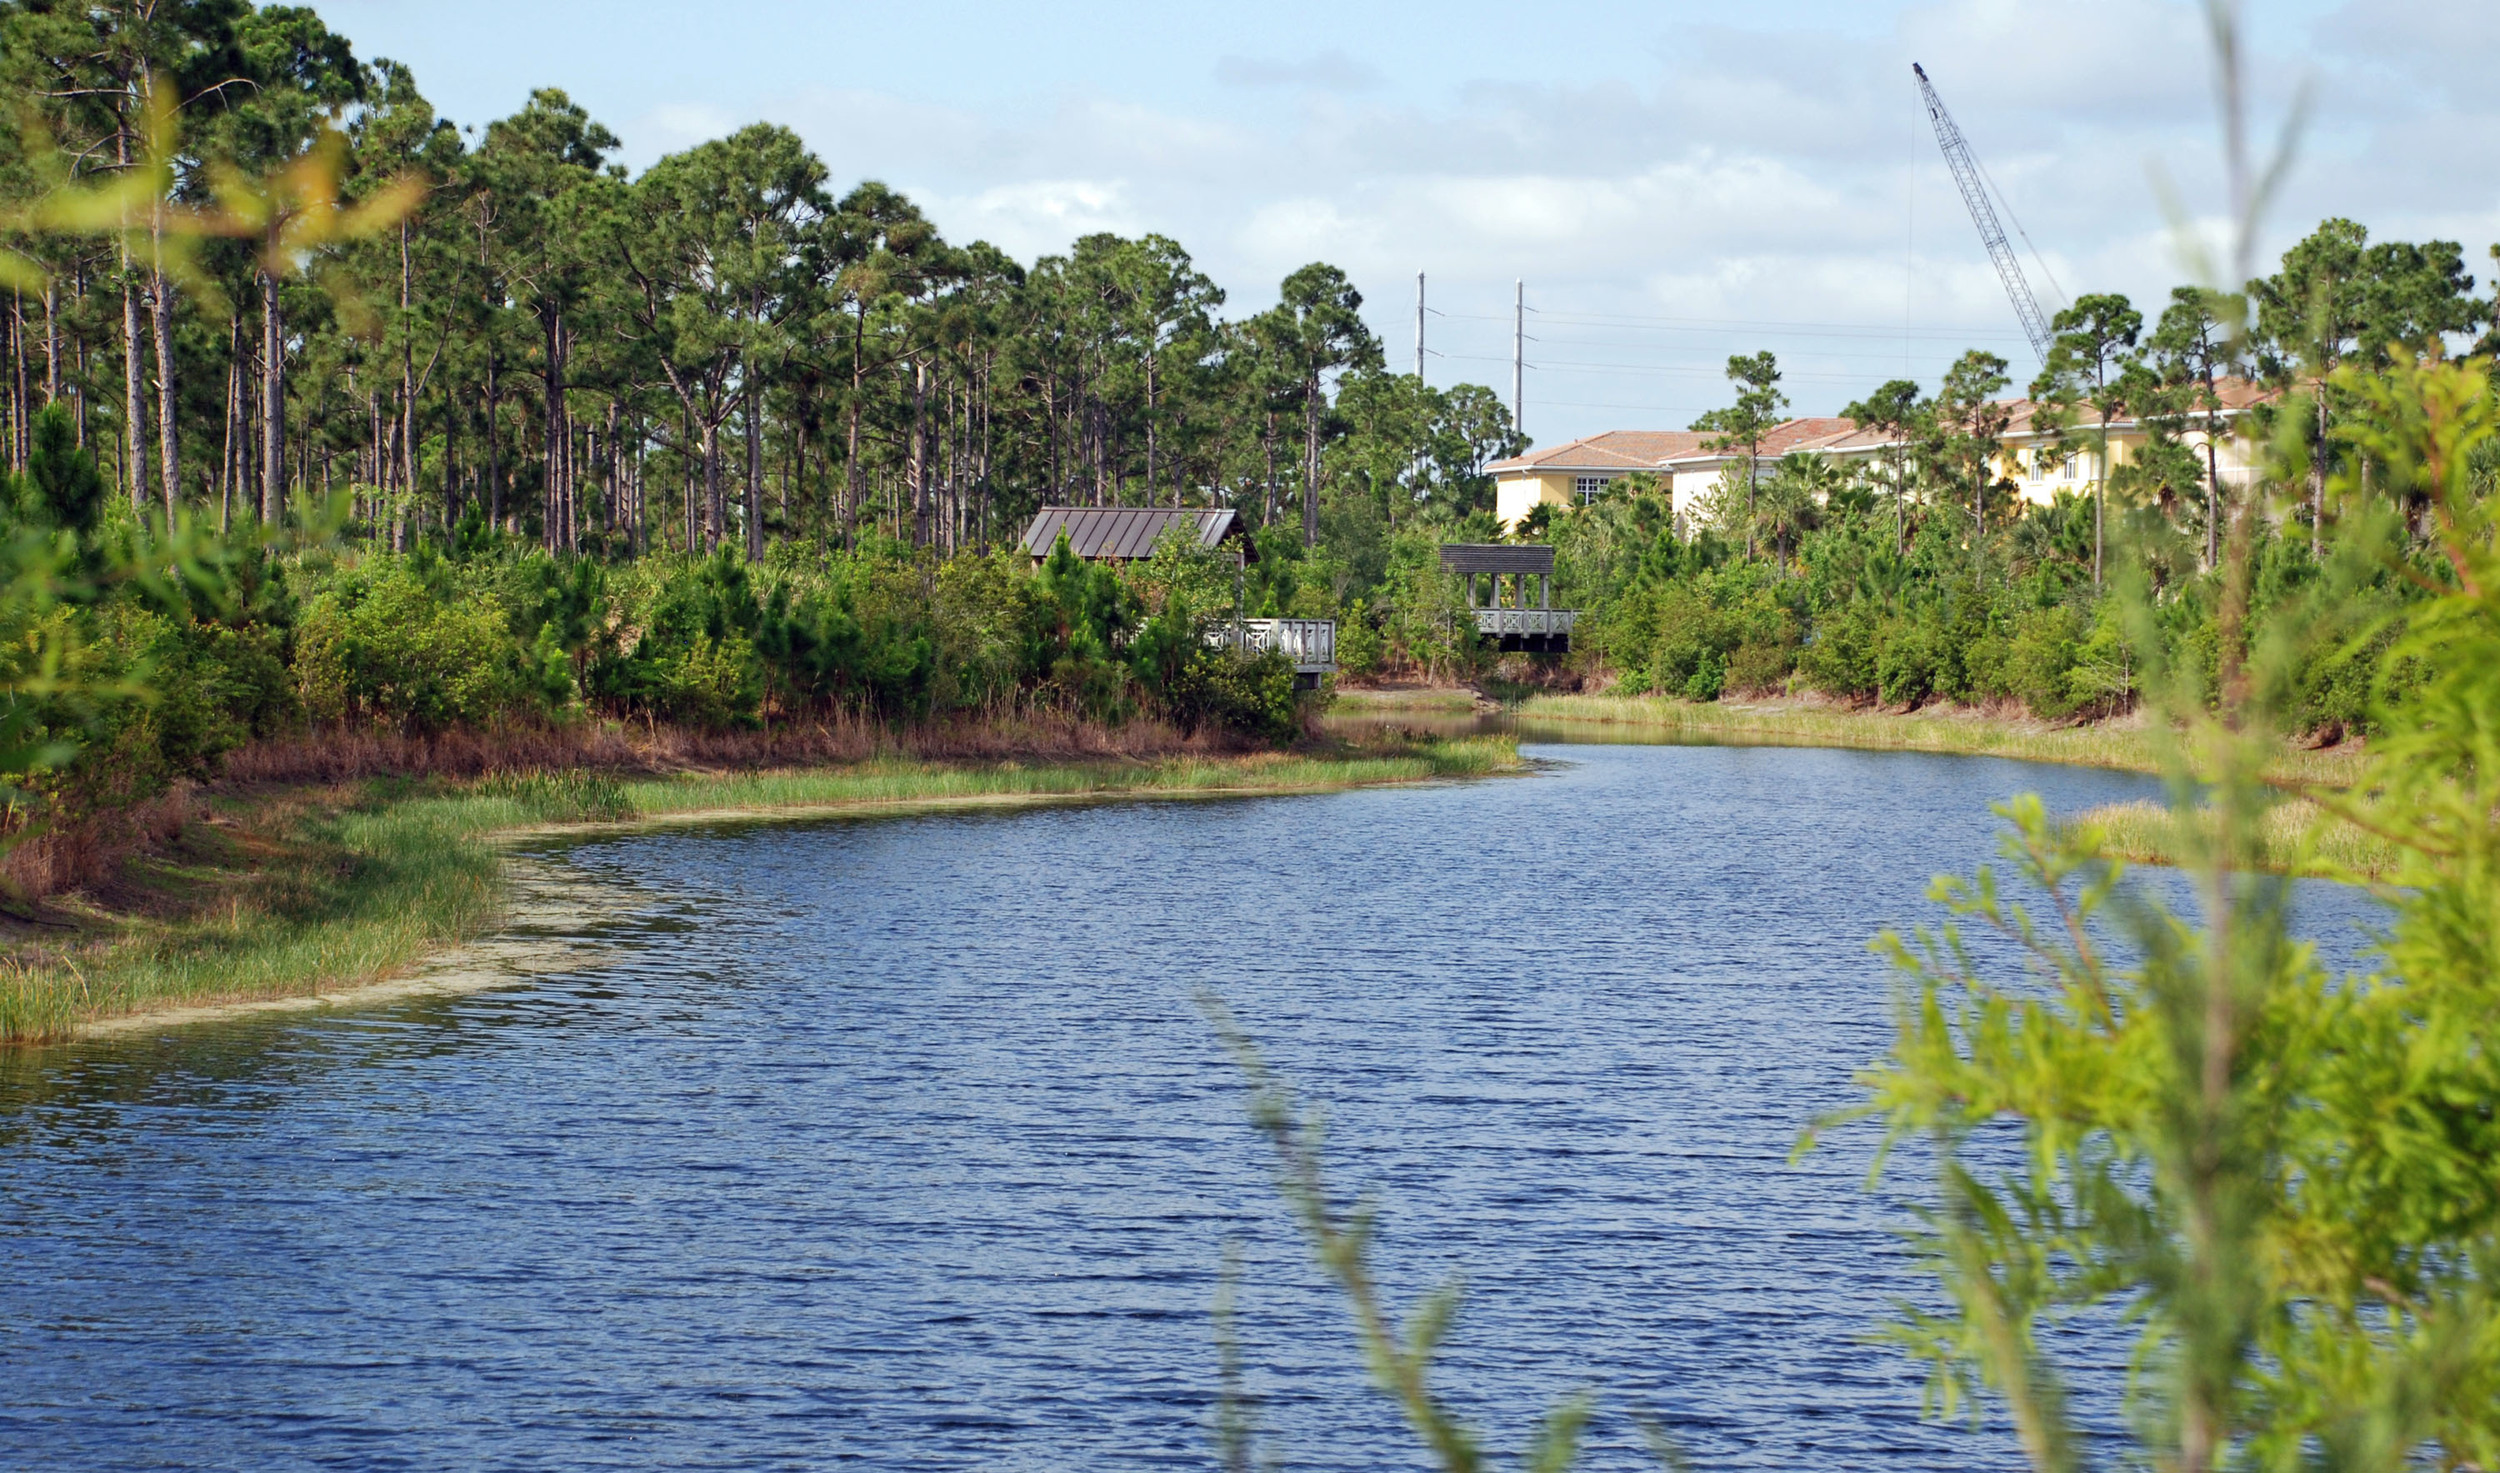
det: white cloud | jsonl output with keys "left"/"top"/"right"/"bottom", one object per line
{"left": 623, "top": 0, "right": 2500, "bottom": 439}
{"left": 632, "top": 101, "right": 740, "bottom": 156}
{"left": 930, "top": 180, "right": 1141, "bottom": 261}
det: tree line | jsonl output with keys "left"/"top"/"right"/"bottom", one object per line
{"left": 0, "top": 0, "right": 1521, "bottom": 562}
{"left": 1653, "top": 219, "right": 2500, "bottom": 587}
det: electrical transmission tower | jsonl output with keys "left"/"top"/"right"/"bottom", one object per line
{"left": 1912, "top": 62, "right": 2053, "bottom": 361}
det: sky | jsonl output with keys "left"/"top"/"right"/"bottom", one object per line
{"left": 319, "top": 0, "right": 2500, "bottom": 448}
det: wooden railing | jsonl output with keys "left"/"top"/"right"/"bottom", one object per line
{"left": 1472, "top": 608, "right": 1576, "bottom": 638}
{"left": 1210, "top": 617, "right": 1336, "bottom": 672}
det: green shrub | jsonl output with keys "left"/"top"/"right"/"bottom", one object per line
{"left": 1726, "top": 638, "right": 1793, "bottom": 694}
{"left": 1800, "top": 603, "right": 1881, "bottom": 698}
{"left": 294, "top": 562, "right": 544, "bottom": 732}
{"left": 1682, "top": 648, "right": 1725, "bottom": 701}
{"left": 1876, "top": 616, "right": 1939, "bottom": 706}
{"left": 2002, "top": 603, "right": 2085, "bottom": 718}
{"left": 1159, "top": 647, "right": 1299, "bottom": 742}
{"left": 2065, "top": 599, "right": 2137, "bottom": 715}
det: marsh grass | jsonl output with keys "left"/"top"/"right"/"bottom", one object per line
{"left": 1515, "top": 692, "right": 2365, "bottom": 787}
{"left": 2063, "top": 796, "right": 2399, "bottom": 880}
{"left": 620, "top": 742, "right": 1516, "bottom": 820}
{"left": 1327, "top": 687, "right": 1487, "bottom": 715}
{"left": 0, "top": 736, "right": 1519, "bottom": 1043}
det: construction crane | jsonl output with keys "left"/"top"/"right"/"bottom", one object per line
{"left": 1912, "top": 62, "right": 2053, "bottom": 362}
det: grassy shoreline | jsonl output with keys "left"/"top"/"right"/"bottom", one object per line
{"left": 1335, "top": 687, "right": 2391, "bottom": 879}
{"left": 0, "top": 737, "right": 1518, "bottom": 1045}
{"left": 2064, "top": 797, "right": 2400, "bottom": 882}
{"left": 1504, "top": 691, "right": 2367, "bottom": 787}
{"left": 1514, "top": 692, "right": 2400, "bottom": 879}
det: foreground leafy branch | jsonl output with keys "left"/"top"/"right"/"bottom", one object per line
{"left": 1204, "top": 993, "right": 1606, "bottom": 1473}
{"left": 1823, "top": 351, "right": 2500, "bottom": 1473}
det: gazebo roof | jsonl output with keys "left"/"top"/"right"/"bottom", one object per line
{"left": 1438, "top": 543, "right": 1555, "bottom": 574}
{"left": 1019, "top": 507, "right": 1254, "bottom": 563}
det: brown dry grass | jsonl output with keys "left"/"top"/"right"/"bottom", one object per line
{"left": 1513, "top": 690, "right": 2369, "bottom": 788}
{"left": 218, "top": 710, "right": 1247, "bottom": 787}
{"left": 0, "top": 713, "right": 1261, "bottom": 916}
{"left": 0, "top": 732, "right": 1520, "bottom": 1041}
{"left": 0, "top": 790, "right": 201, "bottom": 910}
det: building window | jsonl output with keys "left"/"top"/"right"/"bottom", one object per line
{"left": 1573, "top": 475, "right": 1612, "bottom": 504}
{"left": 2060, "top": 454, "right": 2078, "bottom": 481}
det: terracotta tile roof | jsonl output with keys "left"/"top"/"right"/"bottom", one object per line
{"left": 2002, "top": 375, "right": 2276, "bottom": 437}
{"left": 1814, "top": 423, "right": 1903, "bottom": 453}
{"left": 1490, "top": 377, "right": 2278, "bottom": 475}
{"left": 1656, "top": 416, "right": 1863, "bottom": 466}
{"left": 1760, "top": 416, "right": 1862, "bottom": 456}
{"left": 1486, "top": 429, "right": 1710, "bottom": 474}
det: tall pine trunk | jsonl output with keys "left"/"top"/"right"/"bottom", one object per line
{"left": 2309, "top": 391, "right": 2327, "bottom": 561}
{"left": 845, "top": 302, "right": 866, "bottom": 546}
{"left": 1302, "top": 379, "right": 1320, "bottom": 548}
{"left": 744, "top": 381, "right": 763, "bottom": 561}
{"left": 117, "top": 128, "right": 146, "bottom": 512}
{"left": 485, "top": 346, "right": 503, "bottom": 530}
{"left": 542, "top": 305, "right": 565, "bottom": 551}
{"left": 703, "top": 416, "right": 723, "bottom": 552}
{"left": 399, "top": 223, "right": 417, "bottom": 532}
{"left": 9, "top": 286, "right": 25, "bottom": 470}
{"left": 260, "top": 270, "right": 283, "bottom": 524}
{"left": 150, "top": 264, "right": 177, "bottom": 516}
{"left": 121, "top": 257, "right": 145, "bottom": 510}
{"left": 219, "top": 316, "right": 239, "bottom": 530}
{"left": 42, "top": 278, "right": 58, "bottom": 405}
{"left": 909, "top": 358, "right": 928, "bottom": 547}
{"left": 1262, "top": 413, "right": 1277, "bottom": 526}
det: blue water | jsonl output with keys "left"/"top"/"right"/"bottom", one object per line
{"left": 0, "top": 744, "right": 2382, "bottom": 1470}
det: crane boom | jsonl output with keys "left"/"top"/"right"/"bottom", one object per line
{"left": 1912, "top": 62, "right": 2053, "bottom": 362}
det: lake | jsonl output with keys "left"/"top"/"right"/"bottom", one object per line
{"left": 0, "top": 742, "right": 2382, "bottom": 1469}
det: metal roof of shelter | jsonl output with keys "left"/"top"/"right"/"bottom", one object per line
{"left": 1439, "top": 543, "right": 1554, "bottom": 574}
{"left": 1019, "top": 507, "right": 1255, "bottom": 563}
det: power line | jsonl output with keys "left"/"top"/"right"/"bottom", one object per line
{"left": 1490, "top": 333, "right": 2022, "bottom": 366}
{"left": 1440, "top": 353, "right": 1923, "bottom": 386}
{"left": 1433, "top": 309, "right": 2026, "bottom": 342}
{"left": 1531, "top": 399, "right": 1722, "bottom": 415}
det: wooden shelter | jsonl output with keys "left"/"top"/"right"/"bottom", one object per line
{"left": 1019, "top": 507, "right": 1255, "bottom": 563}
{"left": 1439, "top": 544, "right": 1575, "bottom": 654}
{"left": 1020, "top": 506, "right": 1334, "bottom": 686}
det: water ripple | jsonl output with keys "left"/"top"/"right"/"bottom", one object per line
{"left": 0, "top": 744, "right": 2381, "bottom": 1470}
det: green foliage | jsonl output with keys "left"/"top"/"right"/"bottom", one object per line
{"left": 1154, "top": 646, "right": 1299, "bottom": 742}
{"left": 1827, "top": 353, "right": 2500, "bottom": 1473}
{"left": 294, "top": 559, "right": 547, "bottom": 731}
{"left": 1209, "top": 999, "right": 1611, "bottom": 1473}
{"left": 19, "top": 404, "right": 104, "bottom": 539}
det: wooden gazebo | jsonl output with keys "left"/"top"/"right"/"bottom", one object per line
{"left": 1018, "top": 506, "right": 1335, "bottom": 686}
{"left": 1439, "top": 544, "right": 1575, "bottom": 654}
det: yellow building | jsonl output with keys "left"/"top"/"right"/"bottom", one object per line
{"left": 1986, "top": 381, "right": 2270, "bottom": 504}
{"left": 1487, "top": 382, "right": 2271, "bottom": 532}
{"left": 1489, "top": 430, "right": 1709, "bottom": 531}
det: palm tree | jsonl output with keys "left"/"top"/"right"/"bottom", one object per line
{"left": 1755, "top": 452, "right": 1841, "bottom": 572}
